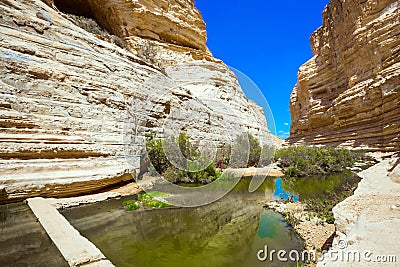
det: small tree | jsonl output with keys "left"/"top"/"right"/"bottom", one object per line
{"left": 145, "top": 132, "right": 220, "bottom": 184}
{"left": 145, "top": 133, "right": 170, "bottom": 175}
{"left": 248, "top": 133, "right": 262, "bottom": 167}
{"left": 231, "top": 132, "right": 262, "bottom": 168}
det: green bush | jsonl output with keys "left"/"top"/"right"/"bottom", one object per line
{"left": 259, "top": 145, "right": 275, "bottom": 167}
{"left": 138, "top": 193, "right": 153, "bottom": 201}
{"left": 145, "top": 132, "right": 221, "bottom": 184}
{"left": 145, "top": 133, "right": 171, "bottom": 175}
{"left": 325, "top": 215, "right": 335, "bottom": 224}
{"left": 163, "top": 166, "right": 187, "bottom": 183}
{"left": 304, "top": 184, "right": 356, "bottom": 223}
{"left": 122, "top": 200, "right": 140, "bottom": 211}
{"left": 248, "top": 133, "right": 262, "bottom": 167}
{"left": 145, "top": 200, "right": 171, "bottom": 208}
{"left": 275, "top": 146, "right": 365, "bottom": 177}
{"left": 285, "top": 166, "right": 303, "bottom": 177}
{"left": 231, "top": 132, "right": 263, "bottom": 168}
{"left": 124, "top": 191, "right": 171, "bottom": 211}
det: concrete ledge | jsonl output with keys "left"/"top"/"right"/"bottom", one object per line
{"left": 27, "top": 197, "right": 114, "bottom": 267}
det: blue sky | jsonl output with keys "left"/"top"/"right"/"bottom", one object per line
{"left": 195, "top": 0, "right": 330, "bottom": 139}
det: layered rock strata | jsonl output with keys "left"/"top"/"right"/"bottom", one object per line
{"left": 0, "top": 0, "right": 272, "bottom": 202}
{"left": 289, "top": 0, "right": 400, "bottom": 151}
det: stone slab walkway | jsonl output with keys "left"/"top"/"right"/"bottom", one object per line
{"left": 28, "top": 197, "right": 114, "bottom": 267}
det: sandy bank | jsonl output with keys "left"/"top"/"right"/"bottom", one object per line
{"left": 318, "top": 155, "right": 400, "bottom": 266}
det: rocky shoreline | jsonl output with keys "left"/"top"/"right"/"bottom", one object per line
{"left": 264, "top": 201, "right": 335, "bottom": 266}
{"left": 318, "top": 153, "right": 400, "bottom": 266}
{"left": 265, "top": 152, "right": 400, "bottom": 266}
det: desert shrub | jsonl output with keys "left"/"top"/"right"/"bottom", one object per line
{"left": 145, "top": 132, "right": 221, "bottom": 184}
{"left": 136, "top": 40, "right": 166, "bottom": 73}
{"left": 145, "top": 133, "right": 171, "bottom": 175}
{"left": 230, "top": 132, "right": 265, "bottom": 168}
{"left": 285, "top": 166, "right": 303, "bottom": 177}
{"left": 259, "top": 145, "right": 275, "bottom": 167}
{"left": 275, "top": 146, "right": 365, "bottom": 177}
{"left": 248, "top": 133, "right": 262, "bottom": 167}
{"left": 304, "top": 183, "right": 356, "bottom": 223}
{"left": 163, "top": 166, "right": 187, "bottom": 183}
{"left": 110, "top": 35, "right": 131, "bottom": 50}
{"left": 122, "top": 200, "right": 140, "bottom": 211}
{"left": 177, "top": 132, "right": 197, "bottom": 160}
{"left": 136, "top": 40, "right": 157, "bottom": 63}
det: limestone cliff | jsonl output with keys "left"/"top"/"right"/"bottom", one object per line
{"left": 53, "top": 0, "right": 207, "bottom": 51}
{"left": 289, "top": 0, "right": 400, "bottom": 151}
{"left": 0, "top": 0, "right": 272, "bottom": 203}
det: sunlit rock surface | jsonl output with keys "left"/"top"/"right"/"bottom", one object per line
{"left": 289, "top": 0, "right": 400, "bottom": 151}
{"left": 0, "top": 0, "right": 273, "bottom": 202}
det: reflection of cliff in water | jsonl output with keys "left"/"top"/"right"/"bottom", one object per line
{"left": 0, "top": 203, "right": 67, "bottom": 266}
{"left": 63, "top": 178, "right": 304, "bottom": 267}
{"left": 64, "top": 194, "right": 262, "bottom": 266}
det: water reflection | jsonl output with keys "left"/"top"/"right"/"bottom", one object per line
{"left": 272, "top": 178, "right": 299, "bottom": 202}
{"left": 63, "top": 178, "right": 304, "bottom": 267}
{"left": 0, "top": 203, "right": 67, "bottom": 267}
{"left": 279, "top": 171, "right": 360, "bottom": 201}
{"left": 62, "top": 172, "right": 360, "bottom": 267}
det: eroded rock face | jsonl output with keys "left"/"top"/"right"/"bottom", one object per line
{"left": 289, "top": 0, "right": 400, "bottom": 151}
{"left": 52, "top": 0, "right": 207, "bottom": 51}
{"left": 0, "top": 0, "right": 272, "bottom": 202}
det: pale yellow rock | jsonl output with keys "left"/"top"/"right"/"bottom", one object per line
{"left": 53, "top": 0, "right": 208, "bottom": 51}
{"left": 289, "top": 0, "right": 400, "bottom": 151}
{"left": 0, "top": 0, "right": 273, "bottom": 202}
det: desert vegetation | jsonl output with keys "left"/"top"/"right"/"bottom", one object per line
{"left": 274, "top": 146, "right": 370, "bottom": 177}
{"left": 221, "top": 132, "right": 275, "bottom": 168}
{"left": 145, "top": 133, "right": 220, "bottom": 184}
{"left": 122, "top": 191, "right": 171, "bottom": 211}
{"left": 145, "top": 132, "right": 275, "bottom": 184}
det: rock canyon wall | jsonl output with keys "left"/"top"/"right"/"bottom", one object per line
{"left": 289, "top": 0, "right": 400, "bottom": 151}
{"left": 0, "top": 0, "right": 272, "bottom": 203}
